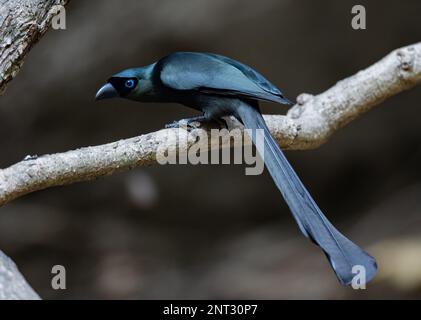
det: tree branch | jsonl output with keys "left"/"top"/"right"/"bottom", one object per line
{"left": 0, "top": 42, "right": 420, "bottom": 209}
{"left": 0, "top": 250, "right": 40, "bottom": 299}
{"left": 1, "top": 0, "right": 71, "bottom": 300}
{"left": 0, "top": 0, "right": 70, "bottom": 95}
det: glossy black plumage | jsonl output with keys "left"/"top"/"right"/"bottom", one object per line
{"left": 96, "top": 52, "right": 377, "bottom": 285}
{"left": 158, "top": 52, "right": 291, "bottom": 105}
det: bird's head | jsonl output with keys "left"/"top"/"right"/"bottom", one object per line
{"left": 95, "top": 63, "right": 156, "bottom": 102}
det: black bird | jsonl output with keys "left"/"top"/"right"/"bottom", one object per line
{"left": 96, "top": 52, "right": 377, "bottom": 285}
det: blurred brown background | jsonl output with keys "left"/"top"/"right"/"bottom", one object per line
{"left": 1, "top": 0, "right": 421, "bottom": 299}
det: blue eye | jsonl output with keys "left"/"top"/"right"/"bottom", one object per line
{"left": 125, "top": 79, "right": 135, "bottom": 88}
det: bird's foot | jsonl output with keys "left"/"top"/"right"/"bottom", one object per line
{"left": 165, "top": 116, "right": 229, "bottom": 131}
{"left": 165, "top": 116, "right": 208, "bottom": 131}
{"left": 165, "top": 120, "right": 184, "bottom": 129}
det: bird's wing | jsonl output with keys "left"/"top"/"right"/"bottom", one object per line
{"left": 159, "top": 52, "right": 291, "bottom": 105}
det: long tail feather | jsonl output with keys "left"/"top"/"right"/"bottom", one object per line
{"left": 236, "top": 103, "right": 377, "bottom": 285}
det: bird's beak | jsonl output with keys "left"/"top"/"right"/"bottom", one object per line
{"left": 95, "top": 83, "right": 118, "bottom": 101}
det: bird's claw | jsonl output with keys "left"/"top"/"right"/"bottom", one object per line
{"left": 165, "top": 119, "right": 200, "bottom": 131}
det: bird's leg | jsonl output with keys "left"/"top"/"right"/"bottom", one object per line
{"left": 165, "top": 115, "right": 209, "bottom": 130}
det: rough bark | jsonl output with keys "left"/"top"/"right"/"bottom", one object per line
{"left": 1, "top": 0, "right": 71, "bottom": 300}
{"left": 0, "top": 0, "right": 70, "bottom": 95}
